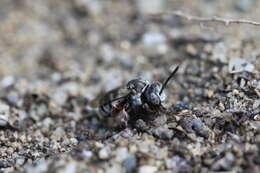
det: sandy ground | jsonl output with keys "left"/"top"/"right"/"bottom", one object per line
{"left": 0, "top": 0, "right": 259, "bottom": 173}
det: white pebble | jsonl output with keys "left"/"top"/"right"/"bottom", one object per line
{"left": 63, "top": 162, "right": 77, "bottom": 173}
{"left": 0, "top": 114, "right": 8, "bottom": 127}
{"left": 229, "top": 58, "right": 255, "bottom": 73}
{"left": 98, "top": 147, "right": 110, "bottom": 159}
{"left": 82, "top": 150, "right": 93, "bottom": 158}
{"left": 115, "top": 147, "right": 129, "bottom": 162}
{"left": 1, "top": 76, "right": 15, "bottom": 87}
{"left": 138, "top": 165, "right": 158, "bottom": 173}
{"left": 0, "top": 103, "right": 10, "bottom": 114}
{"left": 137, "top": 0, "right": 165, "bottom": 14}
{"left": 142, "top": 31, "right": 166, "bottom": 46}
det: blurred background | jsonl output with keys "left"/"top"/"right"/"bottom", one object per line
{"left": 1, "top": 0, "right": 259, "bottom": 105}
{"left": 0, "top": 0, "right": 259, "bottom": 79}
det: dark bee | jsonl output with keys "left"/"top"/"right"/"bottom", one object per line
{"left": 87, "top": 65, "right": 179, "bottom": 128}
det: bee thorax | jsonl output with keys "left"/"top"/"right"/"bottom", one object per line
{"left": 129, "top": 94, "right": 143, "bottom": 107}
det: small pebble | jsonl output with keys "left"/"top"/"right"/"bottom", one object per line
{"left": 15, "top": 157, "right": 25, "bottom": 166}
{"left": 106, "top": 164, "right": 123, "bottom": 173}
{"left": 1, "top": 76, "right": 15, "bottom": 87}
{"left": 51, "top": 127, "right": 65, "bottom": 141}
{"left": 82, "top": 150, "right": 93, "bottom": 158}
{"left": 115, "top": 147, "right": 129, "bottom": 162}
{"left": 152, "top": 127, "right": 174, "bottom": 140}
{"left": 63, "top": 162, "right": 77, "bottom": 173}
{"left": 142, "top": 31, "right": 166, "bottom": 46}
{"left": 0, "top": 103, "right": 10, "bottom": 114}
{"left": 98, "top": 147, "right": 110, "bottom": 160}
{"left": 212, "top": 152, "right": 235, "bottom": 171}
{"left": 235, "top": 0, "right": 253, "bottom": 12}
{"left": 137, "top": 0, "right": 165, "bottom": 14}
{"left": 229, "top": 58, "right": 255, "bottom": 73}
{"left": 138, "top": 165, "right": 158, "bottom": 173}
{"left": 166, "top": 156, "right": 190, "bottom": 173}
{"left": 122, "top": 155, "right": 137, "bottom": 173}
{"left": 0, "top": 114, "right": 9, "bottom": 127}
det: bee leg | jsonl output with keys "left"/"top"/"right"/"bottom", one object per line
{"left": 114, "top": 109, "right": 129, "bottom": 128}
{"left": 121, "top": 109, "right": 129, "bottom": 127}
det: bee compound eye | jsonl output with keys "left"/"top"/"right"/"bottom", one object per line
{"left": 147, "top": 93, "right": 161, "bottom": 105}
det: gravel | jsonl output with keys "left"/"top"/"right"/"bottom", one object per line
{"left": 0, "top": 0, "right": 259, "bottom": 173}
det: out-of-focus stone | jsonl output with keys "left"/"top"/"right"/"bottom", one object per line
{"left": 142, "top": 31, "right": 166, "bottom": 47}
{"left": 115, "top": 147, "right": 129, "bottom": 162}
{"left": 235, "top": 0, "right": 254, "bottom": 12}
{"left": 152, "top": 127, "right": 174, "bottom": 140}
{"left": 62, "top": 161, "right": 77, "bottom": 173}
{"left": 98, "top": 147, "right": 110, "bottom": 160}
{"left": 106, "top": 163, "right": 123, "bottom": 173}
{"left": 211, "top": 152, "right": 235, "bottom": 171}
{"left": 229, "top": 58, "right": 255, "bottom": 73}
{"left": 0, "top": 103, "right": 10, "bottom": 127}
{"left": 136, "top": 0, "right": 165, "bottom": 14}
{"left": 166, "top": 156, "right": 190, "bottom": 172}
{"left": 138, "top": 165, "right": 158, "bottom": 173}
{"left": 0, "top": 114, "right": 9, "bottom": 127}
{"left": 75, "top": 0, "right": 103, "bottom": 16}
{"left": 51, "top": 127, "right": 65, "bottom": 141}
{"left": 123, "top": 155, "right": 137, "bottom": 173}
{"left": 211, "top": 43, "right": 228, "bottom": 63}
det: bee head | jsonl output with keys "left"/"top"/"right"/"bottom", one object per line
{"left": 126, "top": 78, "right": 149, "bottom": 94}
{"left": 143, "top": 65, "right": 179, "bottom": 109}
{"left": 143, "top": 82, "right": 166, "bottom": 108}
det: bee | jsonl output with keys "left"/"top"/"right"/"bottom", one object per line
{"left": 86, "top": 65, "right": 179, "bottom": 128}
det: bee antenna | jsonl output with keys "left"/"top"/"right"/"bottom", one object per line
{"left": 159, "top": 65, "right": 179, "bottom": 95}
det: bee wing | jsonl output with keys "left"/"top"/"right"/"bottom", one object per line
{"left": 88, "top": 91, "right": 106, "bottom": 108}
{"left": 99, "top": 87, "right": 129, "bottom": 106}
{"left": 88, "top": 88, "right": 120, "bottom": 107}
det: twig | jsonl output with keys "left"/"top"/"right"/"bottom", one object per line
{"left": 149, "top": 10, "right": 260, "bottom": 27}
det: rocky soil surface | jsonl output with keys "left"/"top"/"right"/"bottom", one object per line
{"left": 0, "top": 0, "right": 259, "bottom": 173}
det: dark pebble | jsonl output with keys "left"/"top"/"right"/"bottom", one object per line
{"left": 0, "top": 160, "right": 11, "bottom": 168}
{"left": 191, "top": 119, "right": 209, "bottom": 138}
{"left": 152, "top": 127, "right": 174, "bottom": 140}
{"left": 122, "top": 155, "right": 137, "bottom": 173}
